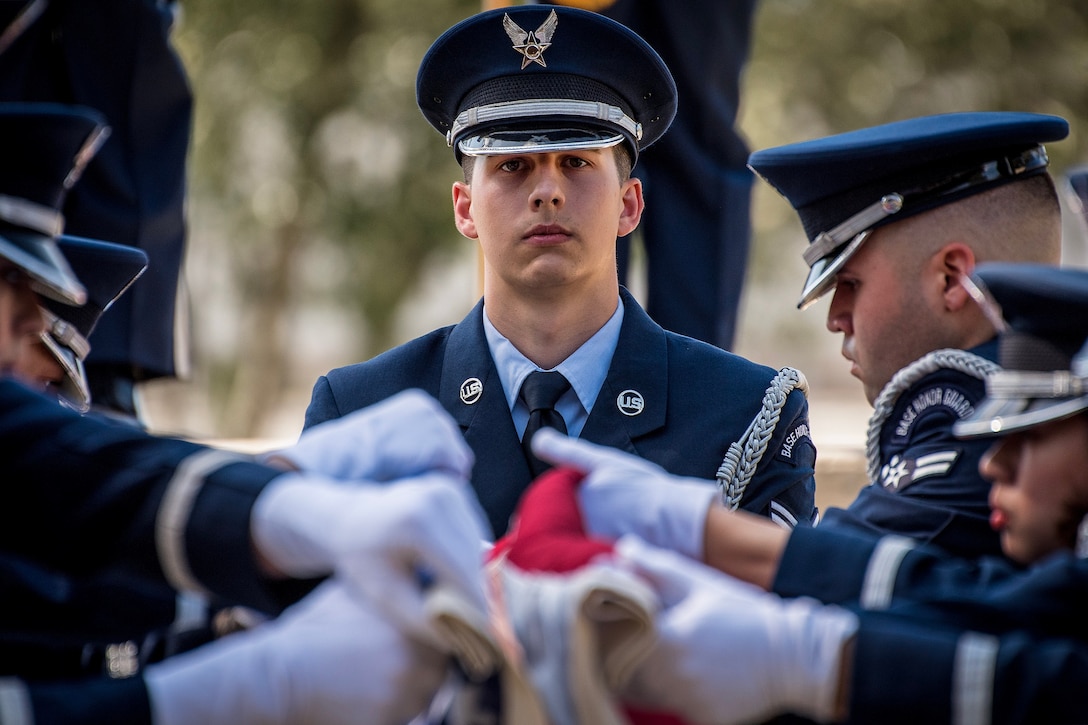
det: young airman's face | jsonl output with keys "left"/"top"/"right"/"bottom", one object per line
{"left": 824, "top": 214, "right": 967, "bottom": 404}
{"left": 823, "top": 228, "right": 932, "bottom": 404}
{"left": 0, "top": 261, "right": 45, "bottom": 377}
{"left": 451, "top": 147, "right": 642, "bottom": 300}
{"left": 980, "top": 414, "right": 1088, "bottom": 564}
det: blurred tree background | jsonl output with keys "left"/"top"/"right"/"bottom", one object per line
{"left": 159, "top": 0, "right": 1087, "bottom": 439}
{"left": 170, "top": 0, "right": 479, "bottom": 436}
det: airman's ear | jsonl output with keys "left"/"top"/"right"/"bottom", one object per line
{"left": 617, "top": 177, "right": 644, "bottom": 238}
{"left": 452, "top": 181, "right": 478, "bottom": 240}
{"left": 938, "top": 242, "right": 977, "bottom": 311}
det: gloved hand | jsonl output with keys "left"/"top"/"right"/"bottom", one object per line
{"left": 262, "top": 389, "right": 473, "bottom": 481}
{"left": 614, "top": 536, "right": 857, "bottom": 724}
{"left": 145, "top": 580, "right": 447, "bottom": 725}
{"left": 532, "top": 428, "right": 717, "bottom": 559}
{"left": 251, "top": 470, "right": 490, "bottom": 643}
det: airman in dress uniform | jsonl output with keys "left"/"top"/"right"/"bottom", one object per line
{"left": 746, "top": 111, "right": 1068, "bottom": 558}
{"left": 304, "top": 3, "right": 816, "bottom": 539}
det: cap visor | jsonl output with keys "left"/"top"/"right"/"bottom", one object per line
{"left": 953, "top": 395, "right": 1088, "bottom": 438}
{"left": 797, "top": 231, "right": 871, "bottom": 310}
{"left": 458, "top": 127, "right": 624, "bottom": 156}
{"left": 0, "top": 231, "right": 86, "bottom": 306}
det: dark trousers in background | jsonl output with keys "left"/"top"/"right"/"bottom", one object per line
{"left": 0, "top": 0, "right": 192, "bottom": 409}
{"left": 603, "top": 0, "right": 759, "bottom": 350}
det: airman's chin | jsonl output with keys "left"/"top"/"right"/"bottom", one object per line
{"left": 522, "top": 257, "right": 579, "bottom": 285}
{"left": 860, "top": 380, "right": 881, "bottom": 407}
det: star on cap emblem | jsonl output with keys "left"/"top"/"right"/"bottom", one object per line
{"left": 503, "top": 10, "right": 558, "bottom": 69}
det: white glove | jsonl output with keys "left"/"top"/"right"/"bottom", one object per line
{"left": 614, "top": 536, "right": 857, "bottom": 724}
{"left": 145, "top": 580, "right": 447, "bottom": 725}
{"left": 263, "top": 389, "right": 473, "bottom": 481}
{"left": 251, "top": 470, "right": 489, "bottom": 644}
{"left": 531, "top": 428, "right": 717, "bottom": 559}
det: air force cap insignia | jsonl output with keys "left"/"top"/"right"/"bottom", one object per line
{"left": 503, "top": 10, "right": 557, "bottom": 69}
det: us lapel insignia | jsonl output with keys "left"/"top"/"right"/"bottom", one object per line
{"left": 616, "top": 389, "right": 645, "bottom": 416}
{"left": 460, "top": 377, "right": 483, "bottom": 405}
{"left": 503, "top": 10, "right": 558, "bottom": 69}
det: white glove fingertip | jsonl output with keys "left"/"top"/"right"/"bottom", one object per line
{"left": 615, "top": 534, "right": 659, "bottom": 563}
{"left": 397, "top": 387, "right": 445, "bottom": 413}
{"left": 614, "top": 536, "right": 695, "bottom": 604}
{"left": 530, "top": 427, "right": 601, "bottom": 471}
{"left": 448, "top": 447, "right": 475, "bottom": 480}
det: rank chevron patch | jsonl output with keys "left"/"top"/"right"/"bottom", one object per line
{"left": 879, "top": 450, "right": 960, "bottom": 491}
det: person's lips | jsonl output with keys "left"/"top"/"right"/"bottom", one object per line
{"left": 523, "top": 224, "right": 571, "bottom": 245}
{"left": 841, "top": 345, "right": 860, "bottom": 379}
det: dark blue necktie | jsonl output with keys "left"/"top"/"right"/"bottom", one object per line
{"left": 519, "top": 370, "right": 571, "bottom": 476}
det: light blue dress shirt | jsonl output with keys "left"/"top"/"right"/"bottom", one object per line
{"left": 482, "top": 298, "right": 624, "bottom": 440}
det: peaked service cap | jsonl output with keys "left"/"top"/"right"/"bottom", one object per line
{"left": 954, "top": 263, "right": 1088, "bottom": 438}
{"left": 417, "top": 4, "right": 676, "bottom": 162}
{"left": 747, "top": 112, "right": 1069, "bottom": 309}
{"left": 0, "top": 103, "right": 112, "bottom": 306}
{"left": 39, "top": 236, "right": 148, "bottom": 411}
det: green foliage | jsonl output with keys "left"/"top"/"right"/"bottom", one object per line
{"left": 178, "top": 0, "right": 476, "bottom": 336}
{"left": 744, "top": 0, "right": 1086, "bottom": 167}
{"left": 173, "top": 0, "right": 476, "bottom": 433}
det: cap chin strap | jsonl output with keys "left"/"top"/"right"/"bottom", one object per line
{"left": 447, "top": 97, "right": 642, "bottom": 147}
{"left": 459, "top": 130, "right": 624, "bottom": 157}
{"left": 42, "top": 308, "right": 91, "bottom": 360}
{"left": 801, "top": 145, "right": 1051, "bottom": 270}
{"left": 802, "top": 194, "right": 902, "bottom": 267}
{"left": 39, "top": 328, "right": 90, "bottom": 413}
{"left": 984, "top": 370, "right": 1088, "bottom": 399}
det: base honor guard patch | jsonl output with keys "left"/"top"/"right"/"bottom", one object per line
{"left": 775, "top": 421, "right": 815, "bottom": 467}
{"left": 893, "top": 384, "right": 976, "bottom": 441}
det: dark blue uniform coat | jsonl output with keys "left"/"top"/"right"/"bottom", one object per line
{"left": 305, "top": 290, "right": 817, "bottom": 537}
{"left": 775, "top": 525, "right": 1088, "bottom": 723}
{"left": 0, "top": 380, "right": 312, "bottom": 723}
{"left": 821, "top": 342, "right": 1004, "bottom": 559}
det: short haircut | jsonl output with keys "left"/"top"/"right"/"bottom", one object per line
{"left": 887, "top": 173, "right": 1062, "bottom": 271}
